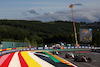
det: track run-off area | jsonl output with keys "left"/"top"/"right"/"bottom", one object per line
{"left": 0, "top": 47, "right": 100, "bottom": 67}
{"left": 0, "top": 51, "right": 77, "bottom": 67}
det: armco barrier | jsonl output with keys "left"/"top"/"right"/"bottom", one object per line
{"left": 0, "top": 46, "right": 100, "bottom": 56}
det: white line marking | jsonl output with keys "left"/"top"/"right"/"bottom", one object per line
{"left": 34, "top": 52, "right": 49, "bottom": 57}
{"left": 8, "top": 52, "right": 21, "bottom": 67}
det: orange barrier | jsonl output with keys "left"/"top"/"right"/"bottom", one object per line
{"left": 61, "top": 47, "right": 64, "bottom": 49}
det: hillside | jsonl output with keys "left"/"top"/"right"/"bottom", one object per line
{"left": 0, "top": 20, "right": 100, "bottom": 46}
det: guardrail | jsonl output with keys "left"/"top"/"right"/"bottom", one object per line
{"left": 0, "top": 46, "right": 100, "bottom": 56}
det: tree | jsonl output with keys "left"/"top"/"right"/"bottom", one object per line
{"left": 24, "top": 37, "right": 29, "bottom": 42}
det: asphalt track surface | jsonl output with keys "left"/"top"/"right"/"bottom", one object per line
{"left": 0, "top": 49, "right": 100, "bottom": 67}
{"left": 57, "top": 51, "right": 100, "bottom": 67}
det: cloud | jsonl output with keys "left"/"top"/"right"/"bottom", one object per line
{"left": 73, "top": 8, "right": 100, "bottom": 22}
{"left": 25, "top": 7, "right": 100, "bottom": 23}
{"left": 44, "top": 12, "right": 54, "bottom": 16}
{"left": 26, "top": 11, "right": 69, "bottom": 22}
{"left": 73, "top": 3, "right": 83, "bottom": 6}
{"left": 28, "top": 10, "right": 39, "bottom": 15}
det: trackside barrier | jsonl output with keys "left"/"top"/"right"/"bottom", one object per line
{"left": 39, "top": 46, "right": 100, "bottom": 50}
{"left": 0, "top": 46, "right": 100, "bottom": 56}
{"left": 0, "top": 47, "right": 35, "bottom": 56}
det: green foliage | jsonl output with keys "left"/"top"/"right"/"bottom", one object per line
{"left": 24, "top": 37, "right": 29, "bottom": 42}
{"left": 0, "top": 20, "right": 100, "bottom": 46}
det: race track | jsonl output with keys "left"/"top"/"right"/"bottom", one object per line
{"left": 57, "top": 51, "right": 100, "bottom": 67}
{"left": 0, "top": 49, "right": 100, "bottom": 67}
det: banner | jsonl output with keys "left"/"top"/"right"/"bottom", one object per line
{"left": 79, "top": 29, "right": 92, "bottom": 43}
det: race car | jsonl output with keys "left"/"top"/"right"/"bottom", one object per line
{"left": 65, "top": 52, "right": 74, "bottom": 58}
{"left": 51, "top": 51, "right": 61, "bottom": 55}
{"left": 52, "top": 44, "right": 61, "bottom": 49}
{"left": 52, "top": 42, "right": 65, "bottom": 49}
{"left": 74, "top": 54, "right": 92, "bottom": 62}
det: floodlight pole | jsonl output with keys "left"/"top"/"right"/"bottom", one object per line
{"left": 69, "top": 4, "right": 78, "bottom": 45}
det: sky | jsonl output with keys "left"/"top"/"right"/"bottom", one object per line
{"left": 0, "top": 0, "right": 100, "bottom": 23}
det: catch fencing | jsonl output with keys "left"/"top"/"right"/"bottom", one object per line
{"left": 1, "top": 41, "right": 29, "bottom": 49}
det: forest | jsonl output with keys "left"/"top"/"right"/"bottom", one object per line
{"left": 0, "top": 20, "right": 100, "bottom": 47}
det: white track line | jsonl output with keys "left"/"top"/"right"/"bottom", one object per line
{"left": 33, "top": 52, "right": 49, "bottom": 57}
{"left": 28, "top": 51, "right": 55, "bottom": 67}
{"left": 8, "top": 52, "right": 21, "bottom": 67}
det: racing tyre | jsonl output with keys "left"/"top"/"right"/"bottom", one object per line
{"left": 74, "top": 57, "right": 81, "bottom": 62}
{"left": 87, "top": 57, "right": 92, "bottom": 62}
{"left": 65, "top": 54, "right": 69, "bottom": 58}
{"left": 52, "top": 52, "right": 55, "bottom": 54}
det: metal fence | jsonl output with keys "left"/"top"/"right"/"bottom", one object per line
{"left": 1, "top": 41, "right": 29, "bottom": 49}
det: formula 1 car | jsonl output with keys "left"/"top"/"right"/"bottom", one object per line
{"left": 65, "top": 52, "right": 74, "bottom": 58}
{"left": 52, "top": 51, "right": 61, "bottom": 55}
{"left": 74, "top": 54, "right": 92, "bottom": 62}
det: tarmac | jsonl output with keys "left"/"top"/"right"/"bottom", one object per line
{"left": 57, "top": 51, "right": 100, "bottom": 67}
{"left": 0, "top": 49, "right": 99, "bottom": 67}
